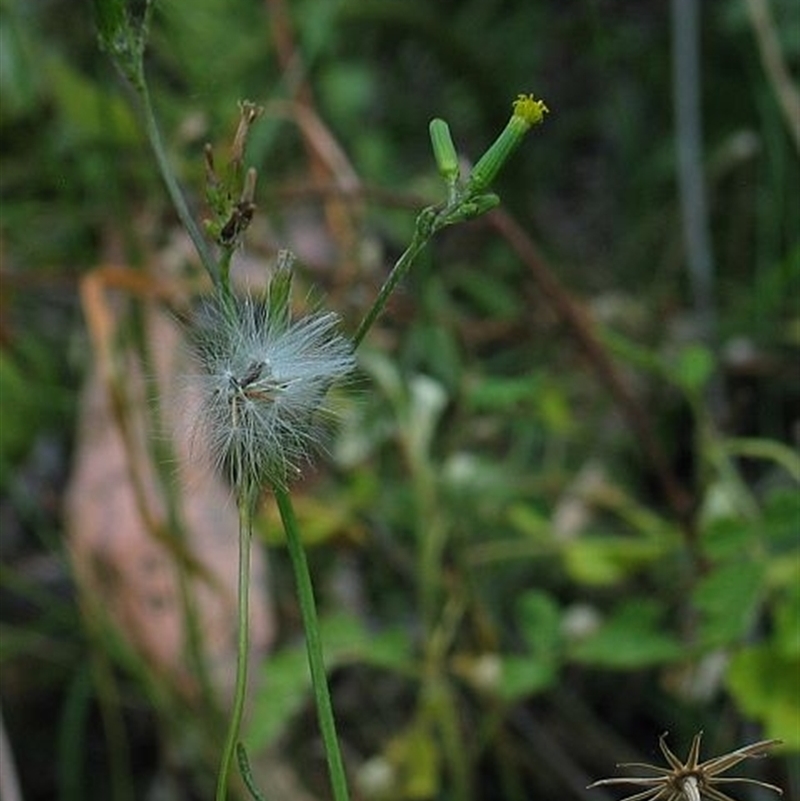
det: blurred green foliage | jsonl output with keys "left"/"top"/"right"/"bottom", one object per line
{"left": 0, "top": 337, "right": 73, "bottom": 488}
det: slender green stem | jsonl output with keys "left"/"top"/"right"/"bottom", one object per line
{"left": 90, "top": 648, "right": 135, "bottom": 801}
{"left": 274, "top": 487, "right": 351, "bottom": 801}
{"left": 216, "top": 496, "right": 254, "bottom": 801}
{"left": 431, "top": 678, "right": 471, "bottom": 801}
{"left": 135, "top": 80, "right": 221, "bottom": 289}
{"left": 353, "top": 223, "right": 432, "bottom": 348}
{"left": 219, "top": 247, "right": 236, "bottom": 300}
{"left": 352, "top": 192, "right": 487, "bottom": 348}
{"left": 413, "top": 465, "right": 444, "bottom": 638}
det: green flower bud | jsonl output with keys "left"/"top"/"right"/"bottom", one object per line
{"left": 266, "top": 250, "right": 294, "bottom": 334}
{"left": 467, "top": 94, "right": 548, "bottom": 193}
{"left": 429, "top": 118, "right": 460, "bottom": 185}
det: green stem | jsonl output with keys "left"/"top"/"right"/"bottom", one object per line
{"left": 431, "top": 678, "right": 471, "bottom": 801}
{"left": 274, "top": 487, "right": 351, "bottom": 801}
{"left": 352, "top": 193, "right": 484, "bottom": 348}
{"left": 413, "top": 466, "right": 444, "bottom": 638}
{"left": 90, "top": 648, "right": 135, "bottom": 801}
{"left": 215, "top": 496, "right": 254, "bottom": 801}
{"left": 219, "top": 247, "right": 236, "bottom": 300}
{"left": 352, "top": 217, "right": 434, "bottom": 348}
{"left": 136, "top": 80, "right": 221, "bottom": 289}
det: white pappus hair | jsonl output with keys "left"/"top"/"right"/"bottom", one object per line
{"left": 190, "top": 291, "right": 355, "bottom": 495}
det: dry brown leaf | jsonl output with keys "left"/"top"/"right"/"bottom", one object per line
{"left": 66, "top": 271, "right": 273, "bottom": 700}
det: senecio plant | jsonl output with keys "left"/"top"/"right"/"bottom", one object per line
{"left": 93, "top": 1, "right": 548, "bottom": 799}
{"left": 93, "top": 3, "right": 782, "bottom": 801}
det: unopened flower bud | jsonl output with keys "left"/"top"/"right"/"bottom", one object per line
{"left": 429, "top": 118, "right": 460, "bottom": 186}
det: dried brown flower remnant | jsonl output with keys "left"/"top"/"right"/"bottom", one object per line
{"left": 587, "top": 731, "right": 783, "bottom": 801}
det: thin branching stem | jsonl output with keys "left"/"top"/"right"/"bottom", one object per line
{"left": 275, "top": 487, "right": 351, "bottom": 801}
{"left": 215, "top": 495, "right": 254, "bottom": 801}
{"left": 136, "top": 80, "right": 221, "bottom": 289}
{"left": 353, "top": 225, "right": 431, "bottom": 347}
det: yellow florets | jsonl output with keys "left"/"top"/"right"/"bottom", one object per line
{"left": 512, "top": 94, "right": 549, "bottom": 126}
{"left": 465, "top": 91, "right": 549, "bottom": 193}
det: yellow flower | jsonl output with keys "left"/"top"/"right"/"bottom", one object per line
{"left": 467, "top": 92, "right": 548, "bottom": 192}
{"left": 512, "top": 93, "right": 549, "bottom": 127}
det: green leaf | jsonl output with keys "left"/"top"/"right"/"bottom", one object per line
{"left": 450, "top": 270, "right": 524, "bottom": 319}
{"left": 0, "top": 7, "right": 44, "bottom": 118}
{"left": 506, "top": 503, "right": 551, "bottom": 541}
{"left": 562, "top": 536, "right": 668, "bottom": 586}
{"left": 405, "top": 320, "right": 462, "bottom": 393}
{"left": 726, "top": 644, "right": 800, "bottom": 749}
{"left": 43, "top": 53, "right": 139, "bottom": 147}
{"left": 701, "top": 515, "right": 757, "bottom": 561}
{"left": 246, "top": 647, "right": 310, "bottom": 749}
{"left": 246, "top": 614, "right": 411, "bottom": 750}
{"left": 384, "top": 720, "right": 441, "bottom": 799}
{"left": 466, "top": 374, "right": 544, "bottom": 412}
{"left": 318, "top": 63, "right": 376, "bottom": 126}
{"left": 568, "top": 600, "right": 682, "bottom": 668}
{"left": 0, "top": 339, "right": 73, "bottom": 489}
{"left": 495, "top": 591, "right": 562, "bottom": 701}
{"left": 517, "top": 590, "right": 561, "bottom": 652}
{"left": 537, "top": 381, "right": 574, "bottom": 434}
{"left": 693, "top": 560, "right": 764, "bottom": 647}
{"left": 773, "top": 583, "right": 800, "bottom": 659}
{"left": 320, "top": 614, "right": 412, "bottom": 673}
{"left": 498, "top": 654, "right": 557, "bottom": 701}
{"left": 763, "top": 487, "right": 800, "bottom": 549}
{"left": 672, "top": 344, "right": 716, "bottom": 394}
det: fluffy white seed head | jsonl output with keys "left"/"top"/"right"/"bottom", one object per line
{"left": 190, "top": 292, "right": 355, "bottom": 495}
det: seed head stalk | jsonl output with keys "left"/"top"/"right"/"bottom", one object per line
{"left": 215, "top": 492, "right": 255, "bottom": 801}
{"left": 189, "top": 280, "right": 354, "bottom": 801}
{"left": 275, "top": 488, "right": 351, "bottom": 801}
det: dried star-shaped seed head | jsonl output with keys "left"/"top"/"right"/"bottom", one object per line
{"left": 587, "top": 732, "right": 783, "bottom": 801}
